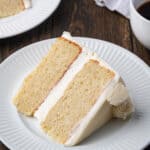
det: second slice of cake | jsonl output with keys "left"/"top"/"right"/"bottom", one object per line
{"left": 0, "top": 0, "right": 31, "bottom": 18}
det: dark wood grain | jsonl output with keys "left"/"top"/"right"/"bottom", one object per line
{"left": 0, "top": 0, "right": 149, "bottom": 149}
{"left": 132, "top": 34, "right": 150, "bottom": 65}
{"left": 0, "top": 143, "right": 8, "bottom": 150}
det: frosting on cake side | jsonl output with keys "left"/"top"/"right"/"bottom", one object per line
{"left": 23, "top": 0, "right": 32, "bottom": 9}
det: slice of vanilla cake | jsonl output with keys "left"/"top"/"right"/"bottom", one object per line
{"left": 0, "top": 0, "right": 31, "bottom": 18}
{"left": 13, "top": 37, "right": 82, "bottom": 116}
{"left": 34, "top": 32, "right": 134, "bottom": 146}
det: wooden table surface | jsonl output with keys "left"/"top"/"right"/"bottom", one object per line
{"left": 0, "top": 0, "right": 149, "bottom": 149}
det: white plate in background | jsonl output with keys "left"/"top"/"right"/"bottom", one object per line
{"left": 0, "top": 0, "right": 61, "bottom": 39}
{"left": 0, "top": 38, "right": 150, "bottom": 150}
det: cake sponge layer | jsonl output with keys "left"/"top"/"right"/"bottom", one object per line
{"left": 13, "top": 37, "right": 81, "bottom": 116}
{"left": 0, "top": 0, "right": 25, "bottom": 18}
{"left": 41, "top": 60, "right": 115, "bottom": 144}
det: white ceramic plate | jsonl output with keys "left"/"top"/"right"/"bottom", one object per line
{"left": 0, "top": 38, "right": 150, "bottom": 150}
{"left": 0, "top": 0, "right": 61, "bottom": 39}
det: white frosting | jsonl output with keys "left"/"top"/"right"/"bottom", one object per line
{"left": 107, "top": 82, "right": 129, "bottom": 106}
{"left": 34, "top": 32, "right": 133, "bottom": 145}
{"left": 23, "top": 0, "right": 32, "bottom": 9}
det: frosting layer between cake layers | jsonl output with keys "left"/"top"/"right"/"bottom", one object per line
{"left": 34, "top": 45, "right": 100, "bottom": 121}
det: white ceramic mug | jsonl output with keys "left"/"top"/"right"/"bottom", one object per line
{"left": 130, "top": 0, "right": 150, "bottom": 49}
